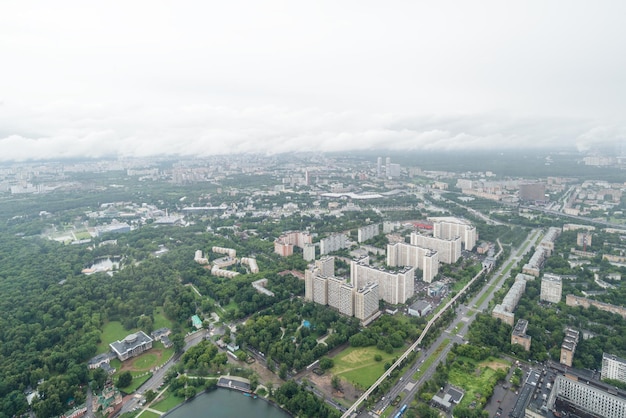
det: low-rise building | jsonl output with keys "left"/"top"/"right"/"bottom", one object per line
{"left": 560, "top": 328, "right": 579, "bottom": 367}
{"left": 511, "top": 319, "right": 531, "bottom": 351}
{"left": 109, "top": 331, "right": 154, "bottom": 361}
{"left": 408, "top": 300, "right": 433, "bottom": 317}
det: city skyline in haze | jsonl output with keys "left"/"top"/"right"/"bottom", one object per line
{"left": 1, "top": 1, "right": 625, "bottom": 161}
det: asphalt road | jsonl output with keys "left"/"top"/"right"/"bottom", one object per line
{"left": 375, "top": 228, "right": 541, "bottom": 418}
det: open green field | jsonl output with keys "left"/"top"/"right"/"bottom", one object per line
{"left": 153, "top": 308, "right": 174, "bottom": 330}
{"left": 74, "top": 230, "right": 92, "bottom": 240}
{"left": 332, "top": 346, "right": 403, "bottom": 389}
{"left": 133, "top": 353, "right": 159, "bottom": 369}
{"left": 151, "top": 392, "right": 185, "bottom": 412}
{"left": 97, "top": 321, "right": 135, "bottom": 354}
{"left": 448, "top": 357, "right": 510, "bottom": 409}
{"left": 223, "top": 301, "right": 238, "bottom": 313}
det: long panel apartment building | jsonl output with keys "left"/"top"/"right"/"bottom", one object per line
{"left": 547, "top": 371, "right": 626, "bottom": 417}
{"left": 274, "top": 231, "right": 313, "bottom": 257}
{"left": 429, "top": 217, "right": 477, "bottom": 251}
{"left": 410, "top": 232, "right": 461, "bottom": 264}
{"left": 351, "top": 256, "right": 414, "bottom": 304}
{"left": 304, "top": 260, "right": 378, "bottom": 322}
{"left": 320, "top": 233, "right": 348, "bottom": 255}
{"left": 491, "top": 273, "right": 533, "bottom": 326}
{"left": 357, "top": 223, "right": 380, "bottom": 243}
{"left": 387, "top": 242, "right": 439, "bottom": 283}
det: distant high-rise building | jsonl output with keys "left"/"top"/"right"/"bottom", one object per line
{"left": 377, "top": 157, "right": 382, "bottom": 178}
{"left": 541, "top": 274, "right": 562, "bottom": 303}
{"left": 386, "top": 163, "right": 401, "bottom": 178}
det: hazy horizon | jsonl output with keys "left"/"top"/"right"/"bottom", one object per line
{"left": 2, "top": 1, "right": 626, "bottom": 161}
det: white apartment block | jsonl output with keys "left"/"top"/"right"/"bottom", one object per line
{"left": 383, "top": 221, "right": 399, "bottom": 234}
{"left": 240, "top": 257, "right": 259, "bottom": 274}
{"left": 602, "top": 353, "right": 626, "bottom": 383}
{"left": 304, "top": 266, "right": 358, "bottom": 318}
{"left": 387, "top": 242, "right": 439, "bottom": 283}
{"left": 320, "top": 233, "right": 347, "bottom": 255}
{"left": 539, "top": 227, "right": 561, "bottom": 255}
{"left": 358, "top": 224, "right": 380, "bottom": 243}
{"left": 410, "top": 233, "right": 461, "bottom": 264}
{"left": 327, "top": 277, "right": 345, "bottom": 312}
{"left": 303, "top": 243, "right": 316, "bottom": 261}
{"left": 304, "top": 268, "right": 315, "bottom": 301}
{"left": 315, "top": 256, "right": 335, "bottom": 277}
{"left": 351, "top": 257, "right": 414, "bottom": 304}
{"left": 212, "top": 246, "right": 236, "bottom": 258}
{"left": 339, "top": 282, "right": 355, "bottom": 316}
{"left": 430, "top": 217, "right": 477, "bottom": 251}
{"left": 313, "top": 274, "right": 328, "bottom": 305}
{"left": 280, "top": 231, "right": 313, "bottom": 248}
{"left": 547, "top": 373, "right": 626, "bottom": 418}
{"left": 491, "top": 273, "right": 532, "bottom": 326}
{"left": 354, "top": 282, "right": 379, "bottom": 321}
{"left": 540, "top": 273, "right": 563, "bottom": 303}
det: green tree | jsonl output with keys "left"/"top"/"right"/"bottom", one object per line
{"left": 117, "top": 371, "right": 132, "bottom": 388}
{"left": 279, "top": 364, "right": 288, "bottom": 380}
{"left": 319, "top": 357, "right": 334, "bottom": 371}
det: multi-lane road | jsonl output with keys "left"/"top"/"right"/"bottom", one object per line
{"left": 345, "top": 228, "right": 541, "bottom": 418}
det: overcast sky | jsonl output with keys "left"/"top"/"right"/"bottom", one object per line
{"left": 1, "top": 1, "right": 626, "bottom": 161}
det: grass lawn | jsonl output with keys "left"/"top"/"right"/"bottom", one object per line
{"left": 97, "top": 321, "right": 135, "bottom": 354}
{"left": 137, "top": 411, "right": 161, "bottom": 418}
{"left": 153, "top": 308, "right": 174, "bottom": 330}
{"left": 332, "top": 346, "right": 403, "bottom": 389}
{"left": 74, "top": 230, "right": 92, "bottom": 240}
{"left": 132, "top": 353, "right": 159, "bottom": 370}
{"left": 122, "top": 373, "right": 152, "bottom": 394}
{"left": 151, "top": 392, "right": 185, "bottom": 413}
{"left": 448, "top": 357, "right": 510, "bottom": 409}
